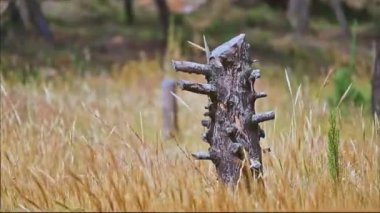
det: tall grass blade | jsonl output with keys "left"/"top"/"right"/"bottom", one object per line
{"left": 336, "top": 83, "right": 352, "bottom": 109}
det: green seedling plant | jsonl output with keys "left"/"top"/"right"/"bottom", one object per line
{"left": 328, "top": 20, "right": 369, "bottom": 111}
{"left": 327, "top": 109, "right": 340, "bottom": 183}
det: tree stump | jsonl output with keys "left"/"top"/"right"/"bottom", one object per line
{"left": 172, "top": 34, "right": 275, "bottom": 185}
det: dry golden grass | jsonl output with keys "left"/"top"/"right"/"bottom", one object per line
{"left": 1, "top": 59, "right": 379, "bottom": 212}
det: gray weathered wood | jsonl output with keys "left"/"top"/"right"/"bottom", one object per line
{"left": 161, "top": 78, "right": 178, "bottom": 140}
{"left": 255, "top": 92, "right": 267, "bottom": 99}
{"left": 172, "top": 60, "right": 211, "bottom": 76}
{"left": 173, "top": 34, "right": 275, "bottom": 186}
{"left": 177, "top": 80, "right": 216, "bottom": 96}
{"left": 251, "top": 111, "right": 275, "bottom": 124}
{"left": 192, "top": 151, "right": 211, "bottom": 160}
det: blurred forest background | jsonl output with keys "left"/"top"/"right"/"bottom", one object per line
{"left": 1, "top": 0, "right": 379, "bottom": 211}
{"left": 0, "top": 0, "right": 378, "bottom": 74}
{"left": 1, "top": 0, "right": 379, "bottom": 116}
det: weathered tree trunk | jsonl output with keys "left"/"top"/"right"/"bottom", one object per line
{"left": 172, "top": 34, "right": 275, "bottom": 185}
{"left": 287, "top": 0, "right": 311, "bottom": 36}
{"left": 161, "top": 78, "right": 178, "bottom": 140}
{"left": 329, "top": 0, "right": 351, "bottom": 38}
{"left": 373, "top": 38, "right": 380, "bottom": 118}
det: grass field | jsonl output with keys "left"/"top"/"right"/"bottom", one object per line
{"left": 1, "top": 53, "right": 379, "bottom": 211}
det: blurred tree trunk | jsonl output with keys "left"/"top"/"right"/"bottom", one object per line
{"left": 287, "top": 0, "right": 311, "bottom": 36}
{"left": 12, "top": 0, "right": 53, "bottom": 42}
{"left": 8, "top": 1, "right": 23, "bottom": 27}
{"left": 161, "top": 78, "right": 178, "bottom": 140}
{"left": 373, "top": 38, "right": 380, "bottom": 118}
{"left": 124, "top": 0, "right": 134, "bottom": 25}
{"left": 15, "top": 0, "right": 31, "bottom": 28}
{"left": 329, "top": 0, "right": 351, "bottom": 38}
{"left": 154, "top": 0, "right": 169, "bottom": 48}
{"left": 24, "top": 0, "right": 53, "bottom": 42}
{"left": 124, "top": 0, "right": 168, "bottom": 50}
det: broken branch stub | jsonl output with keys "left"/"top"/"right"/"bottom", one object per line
{"left": 172, "top": 60, "right": 211, "bottom": 76}
{"left": 173, "top": 34, "right": 275, "bottom": 186}
{"left": 177, "top": 80, "right": 216, "bottom": 96}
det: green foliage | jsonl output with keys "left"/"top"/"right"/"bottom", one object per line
{"left": 71, "top": 51, "right": 88, "bottom": 77}
{"left": 327, "top": 109, "right": 340, "bottom": 182}
{"left": 328, "top": 21, "right": 369, "bottom": 110}
{"left": 329, "top": 66, "right": 368, "bottom": 107}
{"left": 246, "top": 4, "right": 275, "bottom": 25}
{"left": 0, "top": 61, "right": 41, "bottom": 84}
{"left": 205, "top": 19, "right": 244, "bottom": 41}
{"left": 245, "top": 3, "right": 288, "bottom": 29}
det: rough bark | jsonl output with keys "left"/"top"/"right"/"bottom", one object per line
{"left": 161, "top": 78, "right": 178, "bottom": 140}
{"left": 287, "top": 0, "right": 311, "bottom": 36}
{"left": 172, "top": 34, "right": 275, "bottom": 185}
{"left": 373, "top": 38, "right": 380, "bottom": 118}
